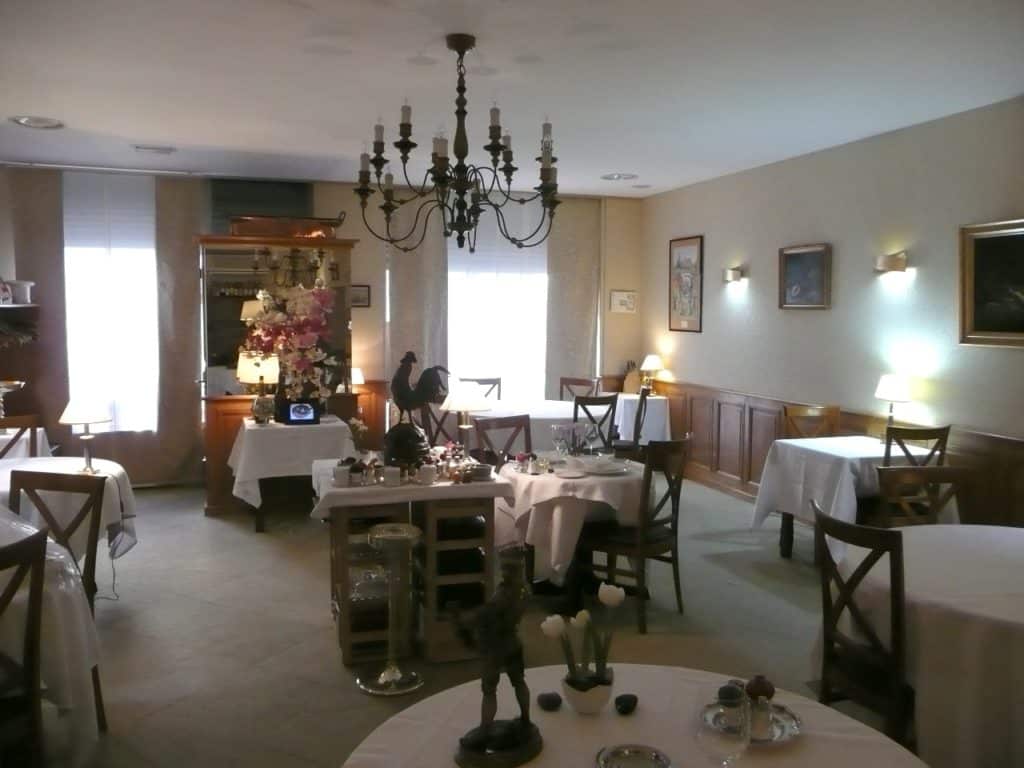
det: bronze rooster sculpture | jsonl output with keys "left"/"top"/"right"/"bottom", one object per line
{"left": 390, "top": 351, "right": 450, "bottom": 423}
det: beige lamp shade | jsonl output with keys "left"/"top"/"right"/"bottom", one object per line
{"left": 350, "top": 367, "right": 366, "bottom": 386}
{"left": 239, "top": 299, "right": 263, "bottom": 322}
{"left": 59, "top": 400, "right": 111, "bottom": 426}
{"left": 874, "top": 373, "right": 911, "bottom": 403}
{"left": 237, "top": 353, "right": 280, "bottom": 385}
{"left": 640, "top": 354, "right": 665, "bottom": 372}
{"left": 440, "top": 382, "right": 492, "bottom": 414}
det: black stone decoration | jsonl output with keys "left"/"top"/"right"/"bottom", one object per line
{"left": 615, "top": 694, "right": 638, "bottom": 715}
{"left": 537, "top": 692, "right": 562, "bottom": 712}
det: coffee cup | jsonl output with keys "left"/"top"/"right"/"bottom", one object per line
{"left": 382, "top": 466, "right": 401, "bottom": 487}
{"left": 332, "top": 465, "right": 350, "bottom": 487}
{"left": 418, "top": 464, "right": 438, "bottom": 485}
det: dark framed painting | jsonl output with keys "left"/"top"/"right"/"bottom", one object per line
{"left": 669, "top": 235, "right": 703, "bottom": 332}
{"left": 779, "top": 243, "right": 831, "bottom": 309}
{"left": 960, "top": 219, "right": 1024, "bottom": 347}
{"left": 350, "top": 284, "right": 371, "bottom": 308}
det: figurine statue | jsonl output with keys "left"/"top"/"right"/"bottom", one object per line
{"left": 389, "top": 351, "right": 449, "bottom": 423}
{"left": 452, "top": 546, "right": 542, "bottom": 768}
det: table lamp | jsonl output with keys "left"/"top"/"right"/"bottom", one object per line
{"left": 639, "top": 354, "right": 665, "bottom": 389}
{"left": 350, "top": 367, "right": 365, "bottom": 391}
{"left": 237, "top": 352, "right": 279, "bottom": 424}
{"left": 440, "top": 382, "right": 492, "bottom": 444}
{"left": 874, "top": 373, "right": 911, "bottom": 431}
{"left": 239, "top": 299, "right": 263, "bottom": 324}
{"left": 59, "top": 400, "right": 111, "bottom": 474}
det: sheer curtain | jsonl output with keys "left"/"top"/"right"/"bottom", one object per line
{"left": 448, "top": 199, "right": 548, "bottom": 401}
{"left": 63, "top": 172, "right": 159, "bottom": 432}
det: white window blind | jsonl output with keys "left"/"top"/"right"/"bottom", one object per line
{"left": 447, "top": 200, "right": 548, "bottom": 401}
{"left": 63, "top": 172, "right": 159, "bottom": 433}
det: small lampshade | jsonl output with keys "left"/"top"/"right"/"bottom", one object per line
{"left": 239, "top": 299, "right": 263, "bottom": 322}
{"left": 874, "top": 251, "right": 908, "bottom": 273}
{"left": 874, "top": 373, "right": 911, "bottom": 403}
{"left": 440, "top": 382, "right": 492, "bottom": 414}
{"left": 59, "top": 400, "right": 111, "bottom": 426}
{"left": 350, "top": 367, "right": 365, "bottom": 386}
{"left": 640, "top": 354, "right": 665, "bottom": 372}
{"left": 237, "top": 353, "right": 280, "bottom": 385}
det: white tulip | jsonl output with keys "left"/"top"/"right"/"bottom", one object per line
{"left": 540, "top": 614, "right": 566, "bottom": 638}
{"left": 570, "top": 609, "right": 591, "bottom": 629}
{"left": 598, "top": 582, "right": 626, "bottom": 608}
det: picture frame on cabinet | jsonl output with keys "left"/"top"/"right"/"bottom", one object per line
{"left": 669, "top": 235, "right": 703, "bottom": 332}
{"left": 960, "top": 219, "right": 1024, "bottom": 347}
{"left": 779, "top": 243, "right": 831, "bottom": 309}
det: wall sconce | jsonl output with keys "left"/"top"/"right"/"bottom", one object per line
{"left": 874, "top": 250, "right": 908, "bottom": 273}
{"left": 723, "top": 268, "right": 744, "bottom": 283}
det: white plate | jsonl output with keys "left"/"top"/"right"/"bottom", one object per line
{"left": 555, "top": 470, "right": 586, "bottom": 479}
{"left": 586, "top": 465, "right": 630, "bottom": 476}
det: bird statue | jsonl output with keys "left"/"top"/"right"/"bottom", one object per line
{"left": 390, "top": 351, "right": 450, "bottom": 423}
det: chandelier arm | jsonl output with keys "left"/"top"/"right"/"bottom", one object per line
{"left": 399, "top": 161, "right": 440, "bottom": 198}
{"left": 485, "top": 200, "right": 551, "bottom": 247}
{"left": 383, "top": 197, "right": 442, "bottom": 244}
{"left": 472, "top": 166, "right": 544, "bottom": 206}
{"left": 386, "top": 202, "right": 447, "bottom": 253}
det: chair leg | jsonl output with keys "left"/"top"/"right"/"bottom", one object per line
{"left": 92, "top": 665, "right": 107, "bottom": 732}
{"left": 607, "top": 554, "right": 617, "bottom": 586}
{"left": 671, "top": 547, "right": 684, "bottom": 615}
{"left": 779, "top": 512, "right": 794, "bottom": 559}
{"left": 636, "top": 561, "right": 647, "bottom": 634}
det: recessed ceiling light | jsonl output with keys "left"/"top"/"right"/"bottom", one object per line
{"left": 133, "top": 144, "right": 177, "bottom": 155}
{"left": 632, "top": 184, "right": 652, "bottom": 189}
{"left": 600, "top": 172, "right": 638, "bottom": 181}
{"left": 9, "top": 115, "right": 64, "bottom": 130}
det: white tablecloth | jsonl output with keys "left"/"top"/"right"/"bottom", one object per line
{"left": 342, "top": 663, "right": 925, "bottom": 768}
{"left": 0, "top": 507, "right": 100, "bottom": 767}
{"left": 0, "top": 457, "right": 137, "bottom": 560}
{"left": 615, "top": 393, "right": 671, "bottom": 444}
{"left": 752, "top": 436, "right": 959, "bottom": 532}
{"left": 496, "top": 460, "right": 644, "bottom": 582}
{"left": 1, "top": 428, "right": 52, "bottom": 458}
{"left": 227, "top": 416, "right": 356, "bottom": 507}
{"left": 835, "top": 525, "right": 1024, "bottom": 768}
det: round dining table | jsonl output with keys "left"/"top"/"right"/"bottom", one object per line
{"left": 840, "top": 525, "right": 1024, "bottom": 768}
{"left": 341, "top": 663, "right": 925, "bottom": 767}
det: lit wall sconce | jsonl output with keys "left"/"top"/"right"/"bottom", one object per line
{"left": 723, "top": 267, "right": 744, "bottom": 283}
{"left": 874, "top": 250, "right": 908, "bottom": 273}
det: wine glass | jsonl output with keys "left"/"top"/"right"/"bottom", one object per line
{"left": 694, "top": 683, "right": 751, "bottom": 766}
{"left": 551, "top": 425, "right": 569, "bottom": 458}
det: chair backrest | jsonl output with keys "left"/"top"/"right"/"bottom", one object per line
{"left": 573, "top": 394, "right": 619, "bottom": 451}
{"left": 883, "top": 425, "right": 950, "bottom": 468}
{"left": 625, "top": 387, "right": 652, "bottom": 450}
{"left": 418, "top": 405, "right": 458, "bottom": 447}
{"left": 813, "top": 502, "right": 905, "bottom": 688}
{"left": 0, "top": 527, "right": 47, "bottom": 756}
{"left": 876, "top": 465, "right": 969, "bottom": 527}
{"left": 0, "top": 415, "right": 43, "bottom": 459}
{"left": 9, "top": 471, "right": 106, "bottom": 613}
{"left": 634, "top": 439, "right": 689, "bottom": 545}
{"left": 473, "top": 415, "right": 532, "bottom": 459}
{"left": 782, "top": 405, "right": 841, "bottom": 438}
{"left": 559, "top": 376, "right": 599, "bottom": 401}
{"left": 460, "top": 377, "right": 502, "bottom": 400}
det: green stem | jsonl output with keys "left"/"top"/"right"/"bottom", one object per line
{"left": 560, "top": 635, "right": 578, "bottom": 680}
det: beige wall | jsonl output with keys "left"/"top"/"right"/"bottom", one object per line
{"left": 640, "top": 96, "right": 1024, "bottom": 437}
{"left": 600, "top": 197, "right": 644, "bottom": 375}
{"left": 0, "top": 169, "right": 14, "bottom": 280}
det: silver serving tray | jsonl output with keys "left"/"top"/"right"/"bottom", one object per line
{"left": 595, "top": 744, "right": 672, "bottom": 767}
{"left": 700, "top": 702, "right": 802, "bottom": 745}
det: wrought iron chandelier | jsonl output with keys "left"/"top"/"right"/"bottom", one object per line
{"left": 354, "top": 33, "right": 560, "bottom": 253}
{"left": 250, "top": 247, "right": 338, "bottom": 288}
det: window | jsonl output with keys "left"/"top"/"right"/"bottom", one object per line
{"left": 63, "top": 172, "right": 159, "bottom": 432}
{"left": 447, "top": 201, "right": 548, "bottom": 401}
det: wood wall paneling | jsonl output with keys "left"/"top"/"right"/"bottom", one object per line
{"left": 356, "top": 380, "right": 389, "bottom": 450}
{"left": 203, "top": 395, "right": 254, "bottom": 514}
{"left": 715, "top": 392, "right": 746, "bottom": 481}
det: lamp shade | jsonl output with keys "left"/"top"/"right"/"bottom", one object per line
{"left": 640, "top": 354, "right": 665, "bottom": 372}
{"left": 440, "top": 382, "right": 492, "bottom": 414}
{"left": 237, "top": 353, "right": 280, "bottom": 385}
{"left": 239, "top": 299, "right": 263, "bottom": 322}
{"left": 350, "top": 367, "right": 365, "bottom": 386}
{"left": 59, "top": 400, "right": 111, "bottom": 426}
{"left": 874, "top": 373, "right": 911, "bottom": 403}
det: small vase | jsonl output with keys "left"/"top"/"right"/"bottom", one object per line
{"left": 561, "top": 668, "right": 614, "bottom": 715}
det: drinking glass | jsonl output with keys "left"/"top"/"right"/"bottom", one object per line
{"left": 694, "top": 684, "right": 751, "bottom": 766}
{"left": 550, "top": 425, "right": 569, "bottom": 458}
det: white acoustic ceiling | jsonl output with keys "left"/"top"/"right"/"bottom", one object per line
{"left": 1, "top": 0, "right": 1022, "bottom": 196}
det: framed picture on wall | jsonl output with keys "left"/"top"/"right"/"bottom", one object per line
{"left": 669, "top": 235, "right": 703, "bottom": 332}
{"left": 779, "top": 243, "right": 831, "bottom": 309}
{"left": 960, "top": 219, "right": 1024, "bottom": 347}
{"left": 609, "top": 289, "right": 637, "bottom": 314}
{"left": 350, "top": 284, "right": 371, "bottom": 308}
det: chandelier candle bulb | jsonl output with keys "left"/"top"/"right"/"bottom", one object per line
{"left": 401, "top": 103, "right": 411, "bottom": 124}
{"left": 374, "top": 123, "right": 384, "bottom": 142}
{"left": 384, "top": 171, "right": 394, "bottom": 191}
{"left": 360, "top": 153, "right": 370, "bottom": 172}
{"left": 502, "top": 134, "right": 511, "bottom": 149}
{"left": 490, "top": 105, "right": 500, "bottom": 127}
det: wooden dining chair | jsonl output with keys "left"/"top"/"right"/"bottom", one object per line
{"left": 0, "top": 529, "right": 47, "bottom": 768}
{"left": 575, "top": 439, "right": 689, "bottom": 634}
{"left": 883, "top": 425, "right": 951, "bottom": 468}
{"left": 0, "top": 415, "right": 43, "bottom": 459}
{"left": 418, "top": 405, "right": 458, "bottom": 447}
{"left": 612, "top": 387, "right": 651, "bottom": 460}
{"left": 460, "top": 377, "right": 502, "bottom": 400}
{"left": 559, "top": 376, "right": 600, "bottom": 401}
{"left": 573, "top": 394, "right": 619, "bottom": 452}
{"left": 813, "top": 503, "right": 913, "bottom": 745}
{"left": 9, "top": 471, "right": 109, "bottom": 732}
{"left": 873, "top": 465, "right": 970, "bottom": 528}
{"left": 472, "top": 415, "right": 532, "bottom": 466}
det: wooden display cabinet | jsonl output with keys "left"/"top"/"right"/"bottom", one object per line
{"left": 202, "top": 395, "right": 255, "bottom": 514}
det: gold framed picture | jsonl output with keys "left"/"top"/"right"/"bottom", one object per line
{"left": 669, "top": 235, "right": 703, "bottom": 332}
{"left": 779, "top": 243, "right": 831, "bottom": 309}
{"left": 960, "top": 219, "right": 1024, "bottom": 347}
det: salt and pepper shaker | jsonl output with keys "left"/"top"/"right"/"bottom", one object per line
{"left": 745, "top": 675, "right": 776, "bottom": 741}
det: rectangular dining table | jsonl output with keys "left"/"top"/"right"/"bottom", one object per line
{"left": 1, "top": 427, "right": 52, "bottom": 458}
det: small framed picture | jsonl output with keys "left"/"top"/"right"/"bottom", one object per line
{"left": 779, "top": 243, "right": 831, "bottom": 309}
{"left": 609, "top": 289, "right": 637, "bottom": 314}
{"left": 960, "top": 219, "right": 1024, "bottom": 347}
{"left": 669, "top": 235, "right": 704, "bottom": 332}
{"left": 350, "top": 284, "right": 371, "bottom": 308}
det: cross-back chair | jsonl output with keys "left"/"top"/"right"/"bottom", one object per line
{"left": 459, "top": 377, "right": 502, "bottom": 400}
{"left": 418, "top": 405, "right": 458, "bottom": 447}
{"left": 612, "top": 387, "right": 651, "bottom": 460}
{"left": 0, "top": 529, "right": 47, "bottom": 768}
{"left": 0, "top": 416, "right": 43, "bottom": 459}
{"left": 873, "top": 465, "right": 970, "bottom": 528}
{"left": 813, "top": 503, "right": 913, "bottom": 744}
{"left": 883, "top": 425, "right": 950, "bottom": 468}
{"left": 573, "top": 394, "right": 619, "bottom": 453}
{"left": 575, "top": 439, "right": 689, "bottom": 634}
{"left": 559, "top": 376, "right": 600, "bottom": 401}
{"left": 472, "top": 415, "right": 532, "bottom": 467}
{"left": 9, "top": 471, "right": 108, "bottom": 732}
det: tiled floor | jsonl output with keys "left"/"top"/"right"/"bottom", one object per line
{"left": 89, "top": 481, "right": 831, "bottom": 767}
